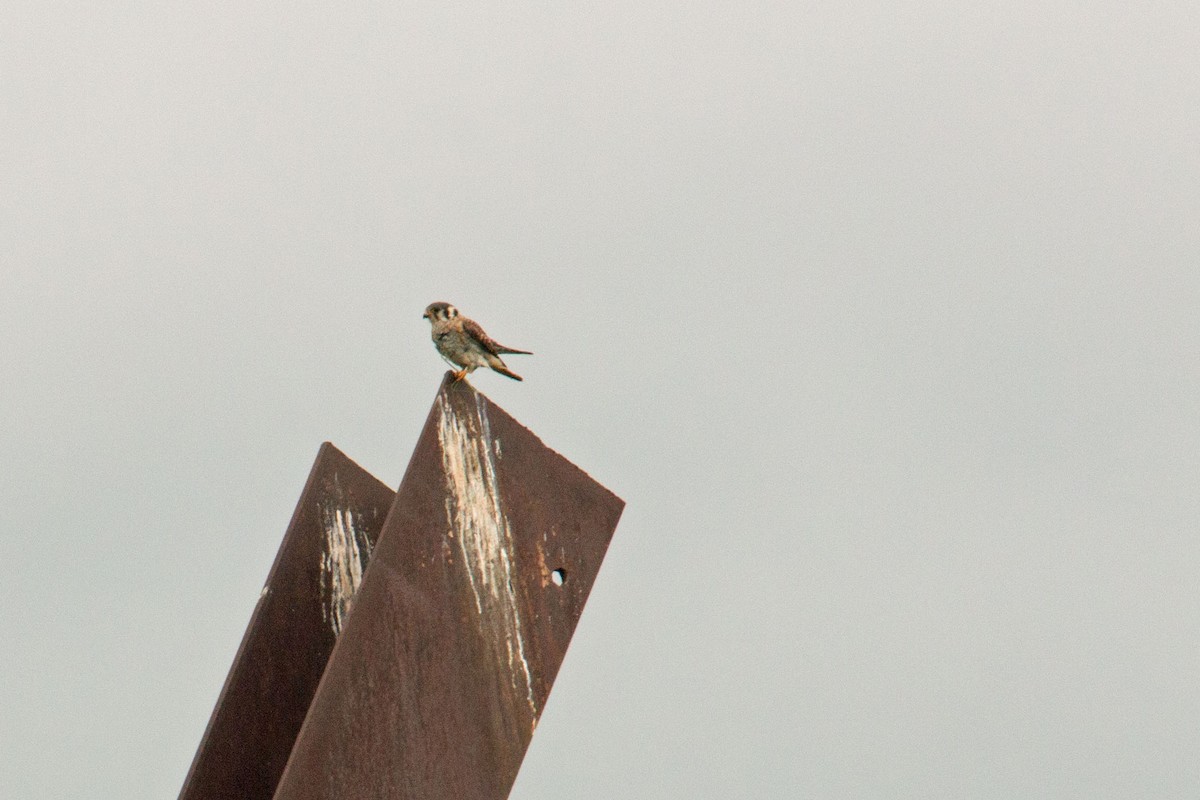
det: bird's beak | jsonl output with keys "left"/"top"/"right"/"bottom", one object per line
{"left": 421, "top": 312, "right": 428, "bottom": 319}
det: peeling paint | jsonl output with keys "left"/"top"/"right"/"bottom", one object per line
{"left": 319, "top": 502, "right": 373, "bottom": 636}
{"left": 436, "top": 393, "right": 539, "bottom": 722}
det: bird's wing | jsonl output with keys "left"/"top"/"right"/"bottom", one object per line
{"left": 463, "top": 317, "right": 532, "bottom": 356}
{"left": 462, "top": 317, "right": 505, "bottom": 355}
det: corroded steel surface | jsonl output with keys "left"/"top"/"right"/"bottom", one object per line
{"left": 271, "top": 374, "right": 625, "bottom": 800}
{"left": 178, "top": 443, "right": 394, "bottom": 800}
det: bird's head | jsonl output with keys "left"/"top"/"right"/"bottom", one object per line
{"left": 422, "top": 302, "right": 458, "bottom": 322}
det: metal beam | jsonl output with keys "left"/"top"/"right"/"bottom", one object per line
{"left": 178, "top": 443, "right": 394, "bottom": 800}
{"left": 271, "top": 374, "right": 624, "bottom": 800}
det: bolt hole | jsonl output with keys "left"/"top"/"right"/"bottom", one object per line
{"left": 551, "top": 568, "right": 566, "bottom": 587}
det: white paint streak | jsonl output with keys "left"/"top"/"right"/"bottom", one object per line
{"left": 437, "top": 393, "right": 539, "bottom": 721}
{"left": 320, "top": 503, "right": 371, "bottom": 636}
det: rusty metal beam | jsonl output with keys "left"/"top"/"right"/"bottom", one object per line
{"left": 271, "top": 374, "right": 625, "bottom": 800}
{"left": 178, "top": 443, "right": 394, "bottom": 800}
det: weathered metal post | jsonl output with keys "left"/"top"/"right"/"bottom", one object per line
{"left": 179, "top": 374, "right": 623, "bottom": 800}
{"left": 178, "top": 444, "right": 394, "bottom": 800}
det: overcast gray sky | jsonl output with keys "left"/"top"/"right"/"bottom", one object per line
{"left": 4, "top": 1, "right": 1200, "bottom": 797}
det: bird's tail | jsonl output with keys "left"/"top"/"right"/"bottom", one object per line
{"left": 491, "top": 364, "right": 524, "bottom": 381}
{"left": 496, "top": 346, "right": 533, "bottom": 355}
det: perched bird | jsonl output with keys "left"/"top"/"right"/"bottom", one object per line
{"left": 422, "top": 302, "right": 532, "bottom": 382}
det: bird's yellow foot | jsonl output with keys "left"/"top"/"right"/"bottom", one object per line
{"left": 451, "top": 369, "right": 469, "bottom": 382}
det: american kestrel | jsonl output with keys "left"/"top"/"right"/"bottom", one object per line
{"left": 422, "top": 302, "right": 532, "bottom": 382}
